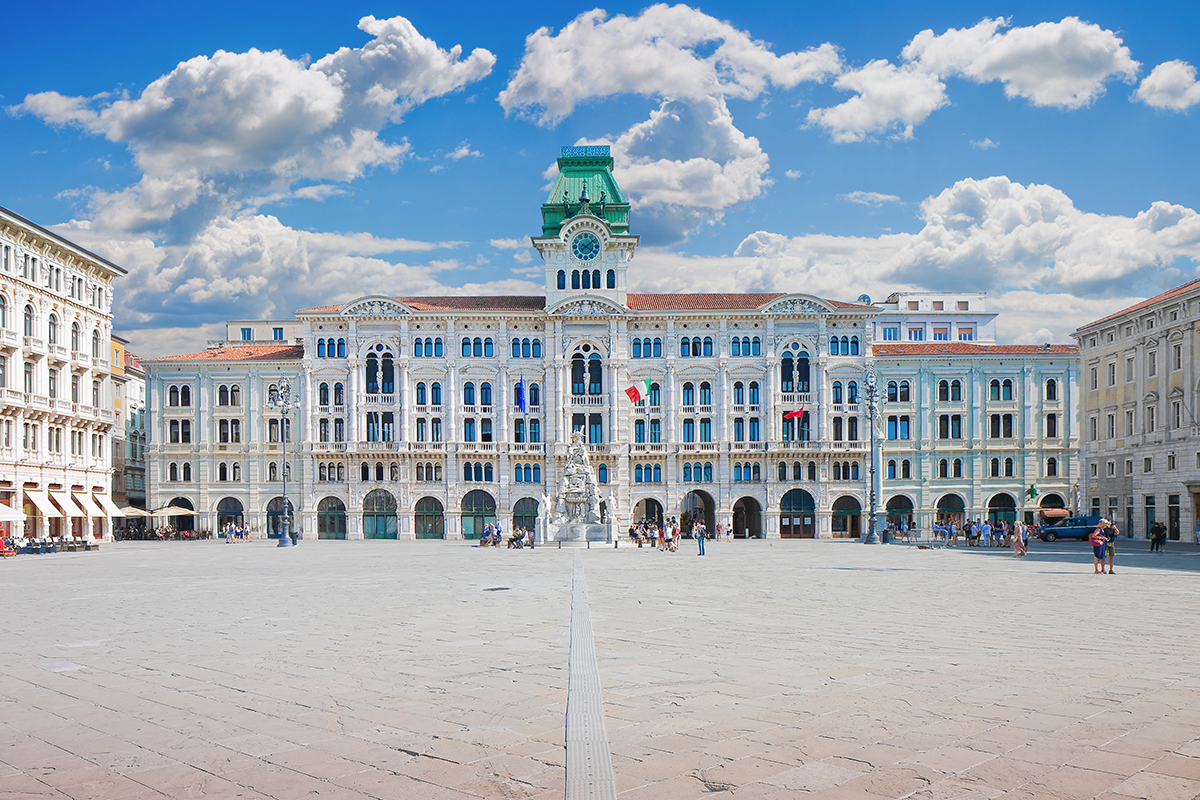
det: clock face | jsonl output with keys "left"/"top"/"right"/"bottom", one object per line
{"left": 571, "top": 232, "right": 601, "bottom": 262}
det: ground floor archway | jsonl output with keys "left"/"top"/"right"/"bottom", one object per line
{"left": 780, "top": 489, "right": 816, "bottom": 538}
{"left": 512, "top": 497, "right": 538, "bottom": 533}
{"left": 217, "top": 497, "right": 243, "bottom": 532}
{"left": 732, "top": 497, "right": 762, "bottom": 538}
{"left": 987, "top": 493, "right": 1017, "bottom": 525}
{"left": 415, "top": 496, "right": 444, "bottom": 539}
{"left": 1039, "top": 493, "right": 1065, "bottom": 509}
{"left": 265, "top": 496, "right": 294, "bottom": 538}
{"left": 633, "top": 498, "right": 663, "bottom": 527}
{"left": 170, "top": 496, "right": 196, "bottom": 532}
{"left": 461, "top": 490, "right": 496, "bottom": 540}
{"left": 362, "top": 489, "right": 397, "bottom": 539}
{"left": 317, "top": 497, "right": 346, "bottom": 539}
{"left": 936, "top": 493, "right": 965, "bottom": 526}
{"left": 832, "top": 495, "right": 861, "bottom": 538}
{"left": 680, "top": 490, "right": 715, "bottom": 535}
{"left": 885, "top": 495, "right": 914, "bottom": 530}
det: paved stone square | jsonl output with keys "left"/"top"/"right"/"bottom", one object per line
{"left": 2, "top": 538, "right": 1200, "bottom": 799}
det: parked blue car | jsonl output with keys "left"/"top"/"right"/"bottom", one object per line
{"left": 1038, "top": 515, "right": 1102, "bottom": 542}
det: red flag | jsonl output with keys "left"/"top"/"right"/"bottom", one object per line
{"left": 783, "top": 406, "right": 806, "bottom": 420}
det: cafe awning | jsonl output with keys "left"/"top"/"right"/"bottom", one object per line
{"left": 73, "top": 492, "right": 105, "bottom": 517}
{"left": 25, "top": 491, "right": 62, "bottom": 518}
{"left": 92, "top": 493, "right": 125, "bottom": 517}
{"left": 0, "top": 504, "right": 24, "bottom": 522}
{"left": 1040, "top": 507, "right": 1070, "bottom": 519}
{"left": 50, "top": 491, "right": 87, "bottom": 518}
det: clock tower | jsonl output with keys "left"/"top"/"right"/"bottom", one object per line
{"left": 533, "top": 146, "right": 638, "bottom": 310}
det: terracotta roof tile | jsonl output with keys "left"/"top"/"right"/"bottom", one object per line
{"left": 626, "top": 292, "right": 784, "bottom": 310}
{"left": 873, "top": 343, "right": 1078, "bottom": 357}
{"left": 145, "top": 344, "right": 304, "bottom": 363}
{"left": 295, "top": 293, "right": 874, "bottom": 315}
{"left": 402, "top": 296, "right": 545, "bottom": 311}
{"left": 1077, "top": 277, "right": 1200, "bottom": 331}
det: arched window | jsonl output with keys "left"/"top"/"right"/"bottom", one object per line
{"left": 588, "top": 353, "right": 602, "bottom": 395}
{"left": 1047, "top": 457, "right": 1058, "bottom": 477}
{"left": 833, "top": 462, "right": 843, "bottom": 481}
{"left": 484, "top": 338, "right": 494, "bottom": 357}
{"left": 480, "top": 382, "right": 492, "bottom": 406}
{"left": 652, "top": 338, "right": 662, "bottom": 358}
{"left": 512, "top": 338, "right": 521, "bottom": 358}
{"left": 91, "top": 329, "right": 101, "bottom": 357}
{"left": 434, "top": 338, "right": 443, "bottom": 357}
{"left": 337, "top": 339, "right": 346, "bottom": 357}
{"left": 571, "top": 270, "right": 581, "bottom": 289}
{"left": 461, "top": 338, "right": 471, "bottom": 357}
{"left": 522, "top": 339, "right": 532, "bottom": 358}
{"left": 808, "top": 461, "right": 817, "bottom": 481}
{"left": 887, "top": 381, "right": 898, "bottom": 402}
{"left": 847, "top": 381, "right": 858, "bottom": 404}
{"left": 233, "top": 463, "right": 241, "bottom": 481}
{"left": 557, "top": 270, "right": 566, "bottom": 290}
{"left": 484, "top": 463, "right": 494, "bottom": 482}
{"left": 47, "top": 315, "right": 57, "bottom": 344}
{"left": 320, "top": 463, "right": 329, "bottom": 482}
{"left": 529, "top": 383, "right": 541, "bottom": 407}
{"left": 939, "top": 459, "right": 949, "bottom": 478}
{"left": 733, "top": 382, "right": 744, "bottom": 405}
{"left": 430, "top": 382, "right": 441, "bottom": 405}
{"left": 990, "top": 458, "right": 1000, "bottom": 478}
{"left": 684, "top": 463, "right": 693, "bottom": 482}
{"left": 832, "top": 381, "right": 843, "bottom": 404}
{"left": 180, "top": 385, "right": 191, "bottom": 406}
{"left": 953, "top": 459, "right": 962, "bottom": 478}
{"left": 414, "top": 338, "right": 424, "bottom": 358}
{"left": 849, "top": 336, "right": 860, "bottom": 355}
{"left": 591, "top": 269, "right": 600, "bottom": 288}
{"left": 898, "top": 381, "right": 910, "bottom": 402}
{"left": 792, "top": 461, "right": 802, "bottom": 481}
{"left": 1002, "top": 379, "right": 1013, "bottom": 401}
{"left": 989, "top": 379, "right": 1001, "bottom": 401}
{"left": 938, "top": 380, "right": 949, "bottom": 401}
{"left": 375, "top": 462, "right": 384, "bottom": 481}
{"left": 680, "top": 338, "right": 690, "bottom": 357}
{"left": 651, "top": 464, "right": 660, "bottom": 482}
{"left": 850, "top": 463, "right": 859, "bottom": 480}
{"left": 71, "top": 322, "right": 80, "bottom": 351}
{"left": 532, "top": 339, "right": 542, "bottom": 358}
{"left": 830, "top": 337, "right": 840, "bottom": 356}
{"left": 703, "top": 337, "right": 713, "bottom": 357}
{"left": 416, "top": 382, "right": 426, "bottom": 405}
{"left": 902, "top": 459, "right": 912, "bottom": 479}
{"left": 682, "top": 382, "right": 695, "bottom": 405}
{"left": 699, "top": 382, "right": 712, "bottom": 405}
{"left": 182, "top": 463, "right": 192, "bottom": 482}
{"left": 0, "top": 295, "right": 5, "bottom": 329}
{"left": 463, "top": 382, "right": 475, "bottom": 406}
{"left": 778, "top": 462, "right": 788, "bottom": 481}
{"left": 471, "top": 337, "right": 481, "bottom": 357}
{"left": 169, "top": 385, "right": 179, "bottom": 406}
{"left": 731, "top": 337, "right": 741, "bottom": 357}
{"left": 168, "top": 463, "right": 178, "bottom": 481}
{"left": 888, "top": 459, "right": 897, "bottom": 479}
{"left": 1004, "top": 457, "right": 1014, "bottom": 477}
{"left": 951, "top": 379, "right": 962, "bottom": 401}
{"left": 334, "top": 382, "right": 345, "bottom": 405}
{"left": 691, "top": 337, "right": 702, "bottom": 357}
{"left": 581, "top": 269, "right": 591, "bottom": 289}
{"left": 1046, "top": 378, "right": 1058, "bottom": 401}
{"left": 317, "top": 339, "right": 326, "bottom": 358}
{"left": 23, "top": 305, "right": 34, "bottom": 336}
{"left": 633, "top": 339, "right": 642, "bottom": 358}
{"left": 365, "top": 353, "right": 379, "bottom": 394}
{"left": 219, "top": 463, "right": 228, "bottom": 481}
{"left": 514, "top": 464, "right": 524, "bottom": 483}
{"left": 218, "top": 385, "right": 229, "bottom": 405}
{"left": 606, "top": 269, "right": 615, "bottom": 289}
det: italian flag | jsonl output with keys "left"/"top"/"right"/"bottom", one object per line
{"left": 625, "top": 378, "right": 652, "bottom": 404}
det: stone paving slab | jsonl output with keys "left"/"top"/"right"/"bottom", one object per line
{"left": 0, "top": 539, "right": 1199, "bottom": 798}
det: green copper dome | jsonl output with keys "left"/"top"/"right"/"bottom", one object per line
{"left": 541, "top": 145, "right": 630, "bottom": 237}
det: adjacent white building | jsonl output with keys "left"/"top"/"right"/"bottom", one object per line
{"left": 1075, "top": 278, "right": 1200, "bottom": 542}
{"left": 0, "top": 204, "right": 127, "bottom": 541}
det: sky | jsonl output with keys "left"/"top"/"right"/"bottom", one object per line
{"left": 2, "top": 1, "right": 1199, "bottom": 357}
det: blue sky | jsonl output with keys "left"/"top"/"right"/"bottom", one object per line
{"left": 3, "top": 1, "right": 1199, "bottom": 356}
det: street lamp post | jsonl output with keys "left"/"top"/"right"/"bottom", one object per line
{"left": 268, "top": 378, "right": 302, "bottom": 548}
{"left": 863, "top": 370, "right": 881, "bottom": 544}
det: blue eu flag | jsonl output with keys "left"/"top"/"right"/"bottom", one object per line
{"left": 515, "top": 376, "right": 526, "bottom": 412}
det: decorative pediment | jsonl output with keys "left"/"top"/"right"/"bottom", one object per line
{"left": 550, "top": 297, "right": 626, "bottom": 317}
{"left": 762, "top": 294, "right": 835, "bottom": 315}
{"left": 1170, "top": 385, "right": 1185, "bottom": 398}
{"left": 340, "top": 296, "right": 412, "bottom": 318}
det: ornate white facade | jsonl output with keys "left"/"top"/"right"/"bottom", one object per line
{"left": 143, "top": 147, "right": 1080, "bottom": 542}
{"left": 0, "top": 204, "right": 126, "bottom": 540}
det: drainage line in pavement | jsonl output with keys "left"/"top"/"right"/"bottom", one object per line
{"left": 565, "top": 551, "right": 616, "bottom": 800}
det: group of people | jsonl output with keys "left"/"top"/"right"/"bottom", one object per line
{"left": 221, "top": 522, "right": 249, "bottom": 543}
{"left": 627, "top": 518, "right": 728, "bottom": 553}
{"left": 928, "top": 519, "right": 1031, "bottom": 554}
{"left": 476, "top": 521, "right": 536, "bottom": 549}
{"left": 1090, "top": 519, "right": 1120, "bottom": 573}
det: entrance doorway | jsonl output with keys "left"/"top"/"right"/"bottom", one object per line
{"left": 680, "top": 490, "right": 714, "bottom": 534}
{"left": 987, "top": 493, "right": 1016, "bottom": 525}
{"left": 461, "top": 490, "right": 496, "bottom": 540}
{"left": 362, "top": 489, "right": 397, "bottom": 539}
{"left": 513, "top": 497, "right": 538, "bottom": 534}
{"left": 169, "top": 496, "right": 196, "bottom": 533}
{"left": 936, "top": 494, "right": 965, "bottom": 526}
{"left": 217, "top": 497, "right": 243, "bottom": 532}
{"left": 831, "top": 495, "right": 861, "bottom": 538}
{"left": 780, "top": 489, "right": 815, "bottom": 538}
{"left": 415, "top": 497, "right": 444, "bottom": 539}
{"left": 885, "top": 495, "right": 913, "bottom": 531}
{"left": 317, "top": 497, "right": 346, "bottom": 539}
{"left": 633, "top": 498, "right": 663, "bottom": 527}
{"left": 732, "top": 497, "right": 762, "bottom": 538}
{"left": 265, "top": 497, "right": 293, "bottom": 538}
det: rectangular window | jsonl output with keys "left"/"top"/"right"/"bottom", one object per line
{"left": 881, "top": 327, "right": 899, "bottom": 341}
{"left": 1168, "top": 454, "right": 1177, "bottom": 470}
{"left": 957, "top": 301, "right": 969, "bottom": 311}
{"left": 932, "top": 301, "right": 944, "bottom": 310}
{"left": 1174, "top": 401, "right": 1182, "bottom": 429}
{"left": 431, "top": 418, "right": 442, "bottom": 442}
{"left": 1107, "top": 363, "right": 1116, "bottom": 386}
{"left": 650, "top": 419, "right": 661, "bottom": 443}
{"left": 907, "top": 327, "right": 925, "bottom": 341}
{"left": 1107, "top": 414, "right": 1115, "bottom": 439}
{"left": 416, "top": 418, "right": 427, "bottom": 442}
{"left": 1126, "top": 459, "right": 1133, "bottom": 475}
{"left": 588, "top": 414, "right": 603, "bottom": 444}
{"left": 907, "top": 301, "right": 919, "bottom": 310}
{"left": 1090, "top": 368, "right": 1097, "bottom": 390}
{"left": 1147, "top": 405, "right": 1156, "bottom": 432}
{"left": 1126, "top": 409, "right": 1134, "bottom": 436}
{"left": 481, "top": 418, "right": 492, "bottom": 443}
{"left": 1089, "top": 416, "right": 1097, "bottom": 441}
{"left": 1107, "top": 461, "right": 1116, "bottom": 476}
{"left": 1174, "top": 344, "right": 1182, "bottom": 371}
{"left": 749, "top": 418, "right": 760, "bottom": 442}
{"left": 683, "top": 419, "right": 695, "bottom": 443}
{"left": 1046, "top": 413, "right": 1057, "bottom": 438}
{"left": 463, "top": 419, "right": 476, "bottom": 442}
{"left": 699, "top": 418, "right": 712, "bottom": 443}
{"left": 1125, "top": 357, "right": 1134, "bottom": 382}
{"left": 241, "top": 328, "right": 252, "bottom": 341}
{"left": 957, "top": 327, "right": 974, "bottom": 341}
{"left": 273, "top": 327, "right": 284, "bottom": 341}
{"left": 1148, "top": 351, "right": 1157, "bottom": 377}
{"left": 1144, "top": 457, "right": 1153, "bottom": 473}
{"left": 932, "top": 327, "right": 949, "bottom": 341}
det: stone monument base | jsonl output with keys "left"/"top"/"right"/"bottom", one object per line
{"left": 545, "top": 522, "right": 613, "bottom": 544}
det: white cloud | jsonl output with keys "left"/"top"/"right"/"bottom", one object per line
{"left": 971, "top": 138, "right": 998, "bottom": 149}
{"left": 809, "top": 17, "right": 1139, "bottom": 142}
{"left": 444, "top": 142, "right": 482, "bottom": 161}
{"left": 842, "top": 190, "right": 901, "bottom": 207}
{"left": 785, "top": 169, "right": 803, "bottom": 180}
{"left": 622, "top": 176, "right": 1200, "bottom": 344}
{"left": 14, "top": 16, "right": 495, "bottom": 237}
{"left": 1135, "top": 60, "right": 1200, "bottom": 110}
{"left": 499, "top": 4, "right": 840, "bottom": 126}
{"left": 491, "top": 237, "right": 534, "bottom": 263}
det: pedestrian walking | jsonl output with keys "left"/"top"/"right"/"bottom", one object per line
{"left": 696, "top": 522, "right": 705, "bottom": 556}
{"left": 1011, "top": 521, "right": 1024, "bottom": 557}
{"left": 1150, "top": 521, "right": 1166, "bottom": 552}
{"left": 1089, "top": 520, "right": 1109, "bottom": 574}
